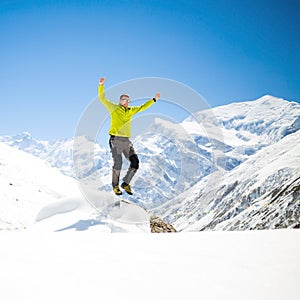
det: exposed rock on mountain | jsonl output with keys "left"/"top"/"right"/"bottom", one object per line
{"left": 150, "top": 216, "right": 177, "bottom": 233}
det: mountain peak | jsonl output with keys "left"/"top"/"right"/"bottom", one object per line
{"left": 21, "top": 131, "right": 31, "bottom": 137}
{"left": 254, "top": 94, "right": 288, "bottom": 105}
{"left": 18, "top": 131, "right": 33, "bottom": 140}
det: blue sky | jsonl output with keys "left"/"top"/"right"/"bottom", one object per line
{"left": 1, "top": 0, "right": 299, "bottom": 141}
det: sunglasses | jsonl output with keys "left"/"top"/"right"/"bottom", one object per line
{"left": 120, "top": 98, "right": 130, "bottom": 102}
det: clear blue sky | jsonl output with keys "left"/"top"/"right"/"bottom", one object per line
{"left": 1, "top": 0, "right": 299, "bottom": 141}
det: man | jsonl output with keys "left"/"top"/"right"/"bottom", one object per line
{"left": 98, "top": 77, "right": 160, "bottom": 195}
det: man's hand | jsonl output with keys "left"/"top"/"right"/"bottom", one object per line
{"left": 99, "top": 77, "right": 105, "bottom": 85}
{"left": 154, "top": 92, "right": 160, "bottom": 101}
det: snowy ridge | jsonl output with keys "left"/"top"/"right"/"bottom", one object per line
{"left": 156, "top": 128, "right": 300, "bottom": 231}
{"left": 131, "top": 95, "right": 300, "bottom": 207}
{"left": 182, "top": 95, "right": 300, "bottom": 168}
{"left": 0, "top": 133, "right": 111, "bottom": 178}
{"left": 0, "top": 142, "right": 80, "bottom": 230}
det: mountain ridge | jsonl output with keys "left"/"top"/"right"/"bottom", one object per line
{"left": 1, "top": 95, "right": 300, "bottom": 230}
{"left": 156, "top": 128, "right": 300, "bottom": 231}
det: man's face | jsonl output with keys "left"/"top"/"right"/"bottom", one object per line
{"left": 119, "top": 96, "right": 130, "bottom": 108}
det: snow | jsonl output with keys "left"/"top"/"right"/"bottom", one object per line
{"left": 0, "top": 133, "right": 111, "bottom": 178}
{"left": 183, "top": 95, "right": 300, "bottom": 147}
{"left": 0, "top": 228, "right": 299, "bottom": 300}
{"left": 0, "top": 142, "right": 80, "bottom": 229}
{"left": 2, "top": 95, "right": 300, "bottom": 210}
{"left": 1, "top": 189, "right": 299, "bottom": 300}
{"left": 158, "top": 129, "right": 300, "bottom": 231}
{"left": 32, "top": 193, "right": 150, "bottom": 233}
{"left": 1, "top": 95, "right": 300, "bottom": 299}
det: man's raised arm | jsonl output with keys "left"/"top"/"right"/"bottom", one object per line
{"left": 98, "top": 77, "right": 115, "bottom": 112}
{"left": 131, "top": 92, "right": 160, "bottom": 114}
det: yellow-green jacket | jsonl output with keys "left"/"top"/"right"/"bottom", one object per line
{"left": 98, "top": 84, "right": 156, "bottom": 137}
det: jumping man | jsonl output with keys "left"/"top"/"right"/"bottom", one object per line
{"left": 98, "top": 77, "right": 160, "bottom": 195}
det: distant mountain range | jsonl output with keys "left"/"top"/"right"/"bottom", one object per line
{"left": 1, "top": 95, "right": 299, "bottom": 230}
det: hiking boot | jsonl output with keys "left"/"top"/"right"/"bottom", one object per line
{"left": 121, "top": 182, "right": 133, "bottom": 195}
{"left": 113, "top": 185, "right": 122, "bottom": 196}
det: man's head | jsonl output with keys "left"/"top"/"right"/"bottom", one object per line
{"left": 119, "top": 94, "right": 130, "bottom": 108}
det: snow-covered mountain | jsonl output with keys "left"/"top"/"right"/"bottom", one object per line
{"left": 2, "top": 93, "right": 299, "bottom": 299}
{"left": 155, "top": 128, "right": 300, "bottom": 231}
{"left": 2, "top": 96, "right": 299, "bottom": 203}
{"left": 0, "top": 133, "right": 111, "bottom": 178}
{"left": 182, "top": 95, "right": 300, "bottom": 168}
{"left": 1, "top": 95, "right": 300, "bottom": 230}
{"left": 0, "top": 142, "right": 80, "bottom": 230}
{"left": 130, "top": 95, "right": 300, "bottom": 207}
{"left": 74, "top": 95, "right": 300, "bottom": 209}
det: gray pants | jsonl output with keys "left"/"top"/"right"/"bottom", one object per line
{"left": 109, "top": 135, "right": 139, "bottom": 187}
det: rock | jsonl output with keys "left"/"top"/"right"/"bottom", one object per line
{"left": 150, "top": 216, "right": 177, "bottom": 233}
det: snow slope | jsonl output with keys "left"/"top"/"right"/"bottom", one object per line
{"left": 1, "top": 177, "right": 299, "bottom": 299}
{"left": 34, "top": 191, "right": 151, "bottom": 232}
{"left": 0, "top": 229, "right": 299, "bottom": 300}
{"left": 156, "top": 129, "right": 300, "bottom": 231}
{"left": 0, "top": 142, "right": 80, "bottom": 230}
{"left": 0, "top": 141, "right": 150, "bottom": 231}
